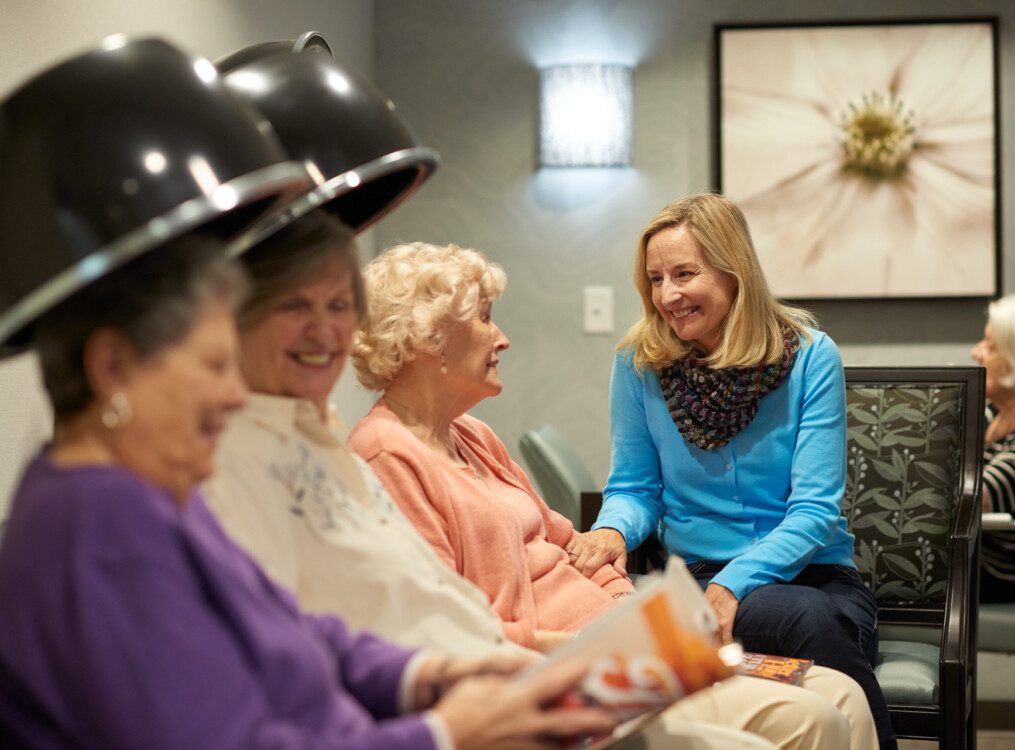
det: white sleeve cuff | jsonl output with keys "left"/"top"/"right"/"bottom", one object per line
{"left": 398, "top": 649, "right": 440, "bottom": 714}
{"left": 422, "top": 710, "right": 457, "bottom": 750}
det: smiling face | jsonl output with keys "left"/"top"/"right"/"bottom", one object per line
{"left": 971, "top": 322, "right": 1013, "bottom": 402}
{"left": 239, "top": 253, "right": 358, "bottom": 418}
{"left": 116, "top": 298, "right": 247, "bottom": 500}
{"left": 645, "top": 225, "right": 738, "bottom": 353}
{"left": 440, "top": 297, "right": 510, "bottom": 406}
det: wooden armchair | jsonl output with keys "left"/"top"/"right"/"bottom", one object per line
{"left": 842, "top": 366, "right": 984, "bottom": 749}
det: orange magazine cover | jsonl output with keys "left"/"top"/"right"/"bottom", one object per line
{"left": 514, "top": 557, "right": 739, "bottom": 750}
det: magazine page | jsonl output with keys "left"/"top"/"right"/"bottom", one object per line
{"left": 516, "top": 556, "right": 737, "bottom": 750}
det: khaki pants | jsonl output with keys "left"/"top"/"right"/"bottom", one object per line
{"left": 615, "top": 666, "right": 878, "bottom": 750}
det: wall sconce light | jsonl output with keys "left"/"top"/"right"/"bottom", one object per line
{"left": 539, "top": 63, "right": 632, "bottom": 168}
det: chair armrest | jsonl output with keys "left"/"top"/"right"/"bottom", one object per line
{"left": 936, "top": 477, "right": 981, "bottom": 739}
{"left": 940, "top": 483, "right": 980, "bottom": 670}
{"left": 940, "top": 371, "right": 984, "bottom": 669}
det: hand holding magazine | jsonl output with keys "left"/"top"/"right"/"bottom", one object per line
{"left": 514, "top": 556, "right": 737, "bottom": 749}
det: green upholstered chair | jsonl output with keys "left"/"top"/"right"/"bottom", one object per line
{"left": 979, "top": 604, "right": 1015, "bottom": 653}
{"left": 843, "top": 366, "right": 984, "bottom": 749}
{"left": 518, "top": 424, "right": 666, "bottom": 573}
{"left": 518, "top": 424, "right": 597, "bottom": 528}
{"left": 978, "top": 603, "right": 1015, "bottom": 729}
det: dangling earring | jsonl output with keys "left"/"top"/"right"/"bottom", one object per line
{"left": 440, "top": 352, "right": 448, "bottom": 375}
{"left": 101, "top": 392, "right": 133, "bottom": 429}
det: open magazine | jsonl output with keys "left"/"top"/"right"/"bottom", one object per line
{"left": 514, "top": 556, "right": 738, "bottom": 750}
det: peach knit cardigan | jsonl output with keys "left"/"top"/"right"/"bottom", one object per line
{"left": 349, "top": 400, "right": 633, "bottom": 649}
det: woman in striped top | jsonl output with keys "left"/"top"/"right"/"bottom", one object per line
{"left": 970, "top": 295, "right": 1015, "bottom": 603}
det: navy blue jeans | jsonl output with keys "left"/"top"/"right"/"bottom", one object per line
{"left": 690, "top": 562, "right": 897, "bottom": 750}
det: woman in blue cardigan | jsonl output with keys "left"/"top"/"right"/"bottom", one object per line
{"left": 574, "top": 193, "right": 896, "bottom": 750}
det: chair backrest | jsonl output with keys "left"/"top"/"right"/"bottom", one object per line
{"left": 518, "top": 424, "right": 597, "bottom": 528}
{"left": 842, "top": 367, "right": 984, "bottom": 612}
{"left": 839, "top": 369, "right": 985, "bottom": 746}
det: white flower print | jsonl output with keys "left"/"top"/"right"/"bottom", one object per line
{"left": 720, "top": 22, "right": 995, "bottom": 298}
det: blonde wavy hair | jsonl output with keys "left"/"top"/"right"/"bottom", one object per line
{"left": 619, "top": 193, "right": 815, "bottom": 371}
{"left": 353, "top": 242, "right": 506, "bottom": 390}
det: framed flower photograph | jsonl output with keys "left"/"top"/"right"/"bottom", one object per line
{"left": 714, "top": 18, "right": 1000, "bottom": 300}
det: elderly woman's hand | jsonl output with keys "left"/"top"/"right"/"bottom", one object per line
{"left": 567, "top": 529, "right": 627, "bottom": 578}
{"left": 704, "top": 583, "right": 739, "bottom": 645}
{"left": 413, "top": 652, "right": 540, "bottom": 710}
{"left": 433, "top": 658, "right": 616, "bottom": 750}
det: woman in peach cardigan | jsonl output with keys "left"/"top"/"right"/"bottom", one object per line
{"left": 347, "top": 242, "right": 879, "bottom": 750}
{"left": 348, "top": 243, "right": 632, "bottom": 653}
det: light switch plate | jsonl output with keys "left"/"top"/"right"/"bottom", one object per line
{"left": 583, "top": 286, "right": 614, "bottom": 334}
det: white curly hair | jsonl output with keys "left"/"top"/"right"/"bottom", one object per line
{"left": 988, "top": 295, "right": 1015, "bottom": 388}
{"left": 352, "top": 242, "right": 506, "bottom": 390}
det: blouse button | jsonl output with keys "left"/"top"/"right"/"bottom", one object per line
{"left": 725, "top": 464, "right": 732, "bottom": 471}
{"left": 732, "top": 495, "right": 739, "bottom": 501}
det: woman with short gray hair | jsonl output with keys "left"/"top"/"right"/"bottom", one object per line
{"left": 971, "top": 294, "right": 1015, "bottom": 602}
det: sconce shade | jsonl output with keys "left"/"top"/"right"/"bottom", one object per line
{"left": 539, "top": 64, "right": 632, "bottom": 168}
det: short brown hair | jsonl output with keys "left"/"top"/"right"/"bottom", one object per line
{"left": 238, "top": 210, "right": 363, "bottom": 330}
{"left": 35, "top": 236, "right": 248, "bottom": 419}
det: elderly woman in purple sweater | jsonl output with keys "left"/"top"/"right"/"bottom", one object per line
{"left": 0, "top": 238, "right": 613, "bottom": 750}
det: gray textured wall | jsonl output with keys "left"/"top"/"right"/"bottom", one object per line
{"left": 370, "top": 0, "right": 1015, "bottom": 486}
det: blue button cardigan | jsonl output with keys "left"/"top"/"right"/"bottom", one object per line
{"left": 594, "top": 329, "right": 857, "bottom": 601}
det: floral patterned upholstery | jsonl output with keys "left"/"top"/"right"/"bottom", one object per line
{"left": 843, "top": 383, "right": 965, "bottom": 605}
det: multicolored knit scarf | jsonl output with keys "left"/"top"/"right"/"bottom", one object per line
{"left": 659, "top": 328, "right": 797, "bottom": 451}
